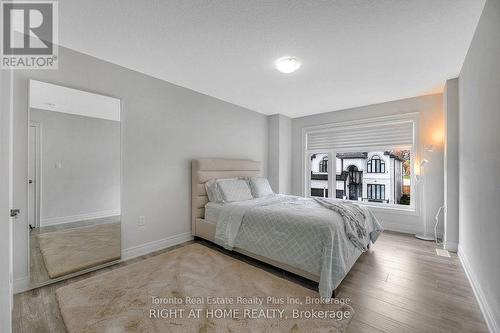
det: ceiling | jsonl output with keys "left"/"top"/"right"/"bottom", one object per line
{"left": 58, "top": 1, "right": 485, "bottom": 118}
{"left": 30, "top": 80, "right": 121, "bottom": 122}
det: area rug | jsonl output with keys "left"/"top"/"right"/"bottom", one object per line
{"left": 56, "top": 243, "right": 353, "bottom": 333}
{"left": 37, "top": 222, "right": 121, "bottom": 278}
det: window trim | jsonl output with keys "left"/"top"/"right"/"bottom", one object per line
{"left": 302, "top": 112, "right": 419, "bottom": 214}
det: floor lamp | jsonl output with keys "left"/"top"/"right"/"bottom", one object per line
{"left": 416, "top": 159, "right": 434, "bottom": 241}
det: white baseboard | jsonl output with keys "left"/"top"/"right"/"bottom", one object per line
{"left": 444, "top": 240, "right": 458, "bottom": 252}
{"left": 122, "top": 232, "right": 193, "bottom": 261}
{"left": 13, "top": 276, "right": 29, "bottom": 294}
{"left": 41, "top": 210, "right": 120, "bottom": 227}
{"left": 458, "top": 245, "right": 499, "bottom": 333}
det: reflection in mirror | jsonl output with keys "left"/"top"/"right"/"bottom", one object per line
{"left": 28, "top": 80, "right": 121, "bottom": 286}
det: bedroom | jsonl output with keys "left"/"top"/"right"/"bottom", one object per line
{"left": 0, "top": 0, "right": 499, "bottom": 332}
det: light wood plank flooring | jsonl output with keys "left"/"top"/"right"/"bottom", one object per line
{"left": 13, "top": 231, "right": 488, "bottom": 333}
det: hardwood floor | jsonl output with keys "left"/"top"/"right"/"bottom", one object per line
{"left": 13, "top": 231, "right": 488, "bottom": 333}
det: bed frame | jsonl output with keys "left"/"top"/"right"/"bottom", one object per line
{"left": 191, "top": 158, "right": 325, "bottom": 290}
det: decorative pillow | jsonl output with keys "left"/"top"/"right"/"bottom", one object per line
{"left": 248, "top": 177, "right": 274, "bottom": 198}
{"left": 216, "top": 179, "right": 253, "bottom": 202}
{"left": 205, "top": 179, "right": 224, "bottom": 203}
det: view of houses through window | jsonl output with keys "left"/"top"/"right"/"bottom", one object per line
{"left": 309, "top": 150, "right": 411, "bottom": 206}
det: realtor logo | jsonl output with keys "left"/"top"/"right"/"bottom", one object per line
{"left": 1, "top": 1, "right": 58, "bottom": 69}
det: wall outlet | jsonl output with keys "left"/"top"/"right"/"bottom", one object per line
{"left": 138, "top": 216, "right": 146, "bottom": 226}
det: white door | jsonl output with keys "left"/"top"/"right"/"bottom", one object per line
{"left": 0, "top": 70, "right": 13, "bottom": 332}
{"left": 28, "top": 124, "right": 39, "bottom": 229}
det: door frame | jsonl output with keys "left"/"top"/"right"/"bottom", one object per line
{"left": 28, "top": 122, "right": 41, "bottom": 229}
{"left": 0, "top": 70, "right": 14, "bottom": 333}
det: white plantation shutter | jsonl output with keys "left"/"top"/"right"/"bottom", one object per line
{"left": 306, "top": 119, "right": 414, "bottom": 151}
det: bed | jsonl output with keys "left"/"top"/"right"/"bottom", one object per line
{"left": 191, "top": 158, "right": 382, "bottom": 298}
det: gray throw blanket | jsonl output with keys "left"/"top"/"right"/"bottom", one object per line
{"left": 313, "top": 198, "right": 370, "bottom": 251}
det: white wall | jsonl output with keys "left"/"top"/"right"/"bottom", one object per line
{"left": 458, "top": 0, "right": 500, "bottom": 330}
{"left": 443, "top": 78, "right": 459, "bottom": 252}
{"left": 12, "top": 46, "right": 268, "bottom": 287}
{"left": 30, "top": 108, "right": 121, "bottom": 224}
{"left": 267, "top": 114, "right": 292, "bottom": 194}
{"left": 292, "top": 94, "right": 444, "bottom": 234}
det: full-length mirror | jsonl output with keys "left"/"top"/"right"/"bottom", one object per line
{"left": 28, "top": 80, "right": 121, "bottom": 286}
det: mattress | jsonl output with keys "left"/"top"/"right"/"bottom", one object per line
{"left": 204, "top": 202, "right": 225, "bottom": 222}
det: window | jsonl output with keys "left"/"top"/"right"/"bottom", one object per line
{"left": 304, "top": 113, "right": 417, "bottom": 209}
{"left": 347, "top": 165, "right": 362, "bottom": 200}
{"left": 367, "top": 184, "right": 385, "bottom": 201}
{"left": 309, "top": 153, "right": 328, "bottom": 197}
{"left": 333, "top": 149, "right": 410, "bottom": 205}
{"left": 319, "top": 156, "right": 328, "bottom": 173}
{"left": 367, "top": 155, "right": 385, "bottom": 173}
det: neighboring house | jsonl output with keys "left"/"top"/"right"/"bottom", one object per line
{"left": 310, "top": 151, "right": 407, "bottom": 204}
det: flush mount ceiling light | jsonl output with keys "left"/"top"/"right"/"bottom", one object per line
{"left": 275, "top": 56, "right": 301, "bottom": 74}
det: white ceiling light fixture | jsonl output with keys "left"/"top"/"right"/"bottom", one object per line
{"left": 275, "top": 56, "right": 301, "bottom": 74}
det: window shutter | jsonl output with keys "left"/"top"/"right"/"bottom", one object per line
{"left": 306, "top": 119, "right": 414, "bottom": 151}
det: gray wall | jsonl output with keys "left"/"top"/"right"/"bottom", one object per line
{"left": 279, "top": 115, "right": 292, "bottom": 194}
{"left": 443, "top": 78, "right": 459, "bottom": 252}
{"left": 267, "top": 114, "right": 292, "bottom": 194}
{"left": 459, "top": 0, "right": 500, "bottom": 330}
{"left": 30, "top": 109, "right": 120, "bottom": 223}
{"left": 291, "top": 94, "right": 444, "bottom": 234}
{"left": 267, "top": 115, "right": 280, "bottom": 192}
{"left": 12, "top": 46, "right": 268, "bottom": 282}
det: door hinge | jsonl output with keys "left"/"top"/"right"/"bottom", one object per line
{"left": 10, "top": 209, "right": 20, "bottom": 217}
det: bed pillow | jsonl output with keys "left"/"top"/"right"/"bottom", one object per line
{"left": 248, "top": 177, "right": 274, "bottom": 198}
{"left": 205, "top": 179, "right": 224, "bottom": 203}
{"left": 216, "top": 179, "right": 253, "bottom": 202}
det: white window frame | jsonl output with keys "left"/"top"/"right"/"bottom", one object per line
{"left": 302, "top": 113, "right": 419, "bottom": 214}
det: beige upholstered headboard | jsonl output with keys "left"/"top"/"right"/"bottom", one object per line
{"left": 191, "top": 158, "right": 261, "bottom": 235}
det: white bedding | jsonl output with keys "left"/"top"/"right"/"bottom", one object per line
{"left": 204, "top": 202, "right": 225, "bottom": 222}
